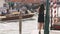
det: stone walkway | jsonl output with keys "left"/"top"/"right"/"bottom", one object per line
{"left": 0, "top": 15, "right": 60, "bottom": 34}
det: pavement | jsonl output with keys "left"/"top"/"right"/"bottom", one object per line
{"left": 0, "top": 15, "right": 60, "bottom": 34}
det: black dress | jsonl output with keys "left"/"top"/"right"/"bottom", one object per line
{"left": 38, "top": 4, "right": 45, "bottom": 23}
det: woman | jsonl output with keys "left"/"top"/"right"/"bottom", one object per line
{"left": 38, "top": 3, "right": 45, "bottom": 34}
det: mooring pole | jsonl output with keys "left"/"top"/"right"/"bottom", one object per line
{"left": 19, "top": 10, "right": 22, "bottom": 34}
{"left": 44, "top": 0, "right": 50, "bottom": 34}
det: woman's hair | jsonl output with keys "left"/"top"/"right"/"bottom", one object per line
{"left": 40, "top": 4, "right": 45, "bottom": 10}
{"left": 39, "top": 3, "right": 45, "bottom": 13}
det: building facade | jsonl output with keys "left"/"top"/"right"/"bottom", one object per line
{"left": 5, "top": 0, "right": 46, "bottom": 3}
{"left": 0, "top": 0, "right": 5, "bottom": 7}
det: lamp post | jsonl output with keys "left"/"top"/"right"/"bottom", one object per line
{"left": 44, "top": 0, "right": 50, "bottom": 34}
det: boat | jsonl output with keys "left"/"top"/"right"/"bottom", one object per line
{"left": 50, "top": 17, "right": 60, "bottom": 30}
{"left": 0, "top": 10, "right": 35, "bottom": 21}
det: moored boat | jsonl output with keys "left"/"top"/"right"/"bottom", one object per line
{"left": 0, "top": 10, "right": 35, "bottom": 21}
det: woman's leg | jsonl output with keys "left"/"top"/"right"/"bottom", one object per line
{"left": 38, "top": 22, "right": 44, "bottom": 34}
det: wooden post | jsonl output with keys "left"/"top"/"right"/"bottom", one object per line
{"left": 19, "top": 10, "right": 22, "bottom": 34}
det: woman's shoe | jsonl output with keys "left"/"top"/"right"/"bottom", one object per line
{"left": 39, "top": 31, "right": 41, "bottom": 34}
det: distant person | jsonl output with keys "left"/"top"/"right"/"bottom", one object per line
{"left": 1, "top": 9, "right": 7, "bottom": 15}
{"left": 6, "top": 9, "right": 10, "bottom": 14}
{"left": 38, "top": 3, "right": 45, "bottom": 34}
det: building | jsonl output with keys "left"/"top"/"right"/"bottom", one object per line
{"left": 0, "top": 0, "right": 5, "bottom": 7}
{"left": 5, "top": 0, "right": 46, "bottom": 3}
